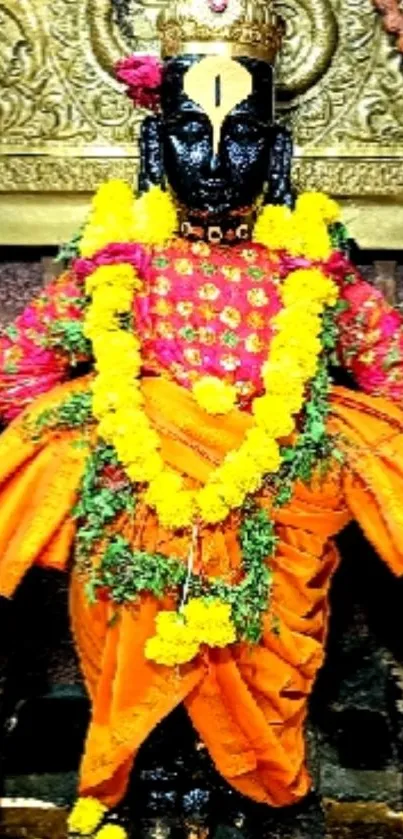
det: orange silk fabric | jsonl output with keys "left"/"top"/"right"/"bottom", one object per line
{"left": 0, "top": 377, "right": 402, "bottom": 808}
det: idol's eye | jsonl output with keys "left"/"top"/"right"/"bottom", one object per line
{"left": 170, "top": 117, "right": 209, "bottom": 142}
{"left": 228, "top": 120, "right": 261, "bottom": 142}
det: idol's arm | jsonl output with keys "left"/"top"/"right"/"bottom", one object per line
{"left": 0, "top": 271, "right": 88, "bottom": 422}
{"left": 331, "top": 267, "right": 403, "bottom": 574}
{"left": 336, "top": 269, "right": 403, "bottom": 401}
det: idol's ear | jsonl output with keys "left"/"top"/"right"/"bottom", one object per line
{"left": 138, "top": 115, "right": 164, "bottom": 193}
{"left": 265, "top": 124, "right": 296, "bottom": 208}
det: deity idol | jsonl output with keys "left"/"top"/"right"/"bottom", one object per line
{"left": 0, "top": 0, "right": 402, "bottom": 835}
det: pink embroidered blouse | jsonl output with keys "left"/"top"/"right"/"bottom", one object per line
{"left": 0, "top": 240, "right": 402, "bottom": 421}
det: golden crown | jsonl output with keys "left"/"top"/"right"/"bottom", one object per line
{"left": 157, "top": 0, "right": 283, "bottom": 63}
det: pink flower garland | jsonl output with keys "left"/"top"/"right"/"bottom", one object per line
{"left": 115, "top": 55, "right": 163, "bottom": 111}
{"left": 372, "top": 0, "right": 403, "bottom": 51}
{"left": 73, "top": 242, "right": 151, "bottom": 282}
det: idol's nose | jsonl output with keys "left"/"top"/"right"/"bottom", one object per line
{"left": 209, "top": 150, "right": 221, "bottom": 175}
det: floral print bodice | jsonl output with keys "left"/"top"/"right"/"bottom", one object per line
{"left": 0, "top": 238, "right": 403, "bottom": 421}
{"left": 135, "top": 240, "right": 283, "bottom": 401}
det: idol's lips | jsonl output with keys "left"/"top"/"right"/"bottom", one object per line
{"left": 204, "top": 180, "right": 227, "bottom": 190}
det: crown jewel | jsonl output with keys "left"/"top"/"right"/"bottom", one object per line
{"left": 157, "top": 0, "right": 283, "bottom": 63}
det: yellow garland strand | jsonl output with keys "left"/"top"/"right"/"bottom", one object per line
{"left": 67, "top": 796, "right": 107, "bottom": 835}
{"left": 80, "top": 181, "right": 339, "bottom": 532}
{"left": 144, "top": 598, "right": 236, "bottom": 666}
{"left": 253, "top": 191, "right": 341, "bottom": 260}
{"left": 67, "top": 797, "right": 128, "bottom": 839}
{"left": 80, "top": 181, "right": 179, "bottom": 258}
{"left": 95, "top": 826, "right": 128, "bottom": 839}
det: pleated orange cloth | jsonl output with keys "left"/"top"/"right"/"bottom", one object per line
{"left": 0, "top": 376, "right": 402, "bottom": 808}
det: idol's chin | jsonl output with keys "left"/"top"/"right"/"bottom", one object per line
{"left": 182, "top": 196, "right": 249, "bottom": 220}
{"left": 170, "top": 183, "right": 247, "bottom": 219}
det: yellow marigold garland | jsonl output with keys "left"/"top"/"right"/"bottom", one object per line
{"left": 144, "top": 598, "right": 237, "bottom": 666}
{"left": 192, "top": 376, "right": 237, "bottom": 415}
{"left": 80, "top": 181, "right": 134, "bottom": 258}
{"left": 67, "top": 796, "right": 107, "bottom": 835}
{"left": 80, "top": 181, "right": 178, "bottom": 258}
{"left": 94, "top": 826, "right": 128, "bottom": 839}
{"left": 81, "top": 181, "right": 339, "bottom": 532}
{"left": 253, "top": 190, "right": 340, "bottom": 261}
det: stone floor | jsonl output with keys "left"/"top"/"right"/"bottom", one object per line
{"left": 1, "top": 802, "right": 403, "bottom": 839}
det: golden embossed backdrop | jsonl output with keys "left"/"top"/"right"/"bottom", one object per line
{"left": 1, "top": 0, "right": 403, "bottom": 246}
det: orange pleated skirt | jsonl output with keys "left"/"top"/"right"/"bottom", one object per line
{"left": 0, "top": 376, "right": 402, "bottom": 807}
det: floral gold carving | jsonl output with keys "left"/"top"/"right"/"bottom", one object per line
{"left": 293, "top": 157, "right": 403, "bottom": 194}
{"left": 2, "top": 155, "right": 403, "bottom": 196}
{"left": 0, "top": 157, "right": 138, "bottom": 192}
{"left": 276, "top": 0, "right": 338, "bottom": 95}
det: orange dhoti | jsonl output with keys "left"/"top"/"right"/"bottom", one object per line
{"left": 0, "top": 377, "right": 402, "bottom": 808}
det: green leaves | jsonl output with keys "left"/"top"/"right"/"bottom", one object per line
{"left": 74, "top": 444, "right": 135, "bottom": 570}
{"left": 49, "top": 320, "right": 92, "bottom": 365}
{"left": 234, "top": 506, "right": 276, "bottom": 643}
{"left": 270, "top": 301, "right": 343, "bottom": 509}
{"left": 87, "top": 536, "right": 187, "bottom": 604}
{"left": 329, "top": 222, "right": 350, "bottom": 254}
{"left": 84, "top": 499, "right": 276, "bottom": 646}
{"left": 23, "top": 391, "right": 93, "bottom": 442}
{"left": 55, "top": 226, "right": 84, "bottom": 266}
{"left": 240, "top": 507, "right": 277, "bottom": 567}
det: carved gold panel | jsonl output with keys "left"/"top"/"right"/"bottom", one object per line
{"left": 1, "top": 0, "right": 403, "bottom": 246}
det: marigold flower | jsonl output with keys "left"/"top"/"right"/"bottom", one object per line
{"left": 80, "top": 181, "right": 135, "bottom": 258}
{"left": 67, "top": 797, "right": 107, "bottom": 835}
{"left": 156, "top": 488, "right": 196, "bottom": 530}
{"left": 282, "top": 269, "right": 338, "bottom": 308}
{"left": 192, "top": 376, "right": 237, "bottom": 415}
{"left": 213, "top": 478, "right": 245, "bottom": 508}
{"left": 85, "top": 263, "right": 139, "bottom": 294}
{"left": 254, "top": 193, "right": 341, "bottom": 261}
{"left": 132, "top": 186, "right": 178, "bottom": 245}
{"left": 126, "top": 452, "right": 165, "bottom": 483}
{"left": 183, "top": 598, "right": 236, "bottom": 647}
{"left": 197, "top": 484, "right": 230, "bottom": 523}
{"left": 253, "top": 205, "right": 292, "bottom": 251}
{"left": 146, "top": 471, "right": 184, "bottom": 505}
{"left": 145, "top": 634, "right": 200, "bottom": 666}
{"left": 253, "top": 395, "right": 296, "bottom": 439}
{"left": 92, "top": 180, "right": 133, "bottom": 212}
{"left": 94, "top": 825, "right": 128, "bottom": 839}
{"left": 145, "top": 612, "right": 200, "bottom": 665}
{"left": 243, "top": 428, "right": 282, "bottom": 473}
{"left": 296, "top": 192, "right": 341, "bottom": 225}
{"left": 218, "top": 451, "right": 263, "bottom": 495}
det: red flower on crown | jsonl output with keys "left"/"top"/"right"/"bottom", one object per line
{"left": 115, "top": 54, "right": 163, "bottom": 111}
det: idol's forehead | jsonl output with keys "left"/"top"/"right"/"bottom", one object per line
{"left": 161, "top": 55, "right": 273, "bottom": 117}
